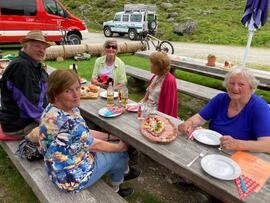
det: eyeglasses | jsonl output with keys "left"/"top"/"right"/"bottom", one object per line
{"left": 105, "top": 45, "right": 117, "bottom": 49}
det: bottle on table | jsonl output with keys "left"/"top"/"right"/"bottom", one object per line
{"left": 107, "top": 82, "right": 114, "bottom": 107}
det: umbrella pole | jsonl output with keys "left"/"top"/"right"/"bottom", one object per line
{"left": 242, "top": 17, "right": 256, "bottom": 67}
{"left": 242, "top": 31, "right": 254, "bottom": 67}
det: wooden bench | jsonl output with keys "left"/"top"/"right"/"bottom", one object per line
{"left": 135, "top": 50, "right": 270, "bottom": 90}
{"left": 0, "top": 141, "right": 127, "bottom": 203}
{"left": 126, "top": 65, "right": 223, "bottom": 101}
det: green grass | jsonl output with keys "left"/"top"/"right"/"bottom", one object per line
{"left": 0, "top": 147, "right": 39, "bottom": 203}
{"left": 60, "top": 0, "right": 270, "bottom": 47}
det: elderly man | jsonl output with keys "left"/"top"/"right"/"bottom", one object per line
{"left": 0, "top": 30, "right": 50, "bottom": 136}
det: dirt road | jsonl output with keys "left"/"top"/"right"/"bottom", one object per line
{"left": 83, "top": 32, "right": 270, "bottom": 67}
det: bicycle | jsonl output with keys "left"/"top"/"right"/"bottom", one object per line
{"left": 141, "top": 34, "right": 174, "bottom": 54}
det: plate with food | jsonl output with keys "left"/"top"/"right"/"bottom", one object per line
{"left": 98, "top": 107, "right": 124, "bottom": 118}
{"left": 80, "top": 85, "right": 100, "bottom": 99}
{"left": 80, "top": 77, "right": 87, "bottom": 84}
{"left": 192, "top": 129, "right": 222, "bottom": 146}
{"left": 126, "top": 103, "right": 139, "bottom": 112}
{"left": 140, "top": 115, "right": 177, "bottom": 143}
{"left": 99, "top": 91, "right": 118, "bottom": 99}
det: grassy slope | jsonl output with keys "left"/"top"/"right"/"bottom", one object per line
{"left": 61, "top": 0, "right": 270, "bottom": 47}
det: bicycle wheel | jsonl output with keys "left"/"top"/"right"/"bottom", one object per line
{"left": 158, "top": 41, "right": 174, "bottom": 54}
{"left": 141, "top": 39, "right": 150, "bottom": 50}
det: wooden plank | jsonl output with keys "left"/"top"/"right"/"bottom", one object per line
{"left": 135, "top": 51, "right": 270, "bottom": 90}
{"left": 78, "top": 96, "right": 270, "bottom": 203}
{"left": 126, "top": 65, "right": 223, "bottom": 101}
{"left": 0, "top": 141, "right": 127, "bottom": 203}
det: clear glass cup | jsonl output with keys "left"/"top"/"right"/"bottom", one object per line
{"left": 138, "top": 103, "right": 150, "bottom": 120}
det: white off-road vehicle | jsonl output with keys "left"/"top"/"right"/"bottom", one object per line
{"left": 103, "top": 4, "right": 157, "bottom": 40}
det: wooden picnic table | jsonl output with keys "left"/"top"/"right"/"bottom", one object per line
{"left": 78, "top": 92, "right": 270, "bottom": 203}
{"left": 135, "top": 50, "right": 270, "bottom": 90}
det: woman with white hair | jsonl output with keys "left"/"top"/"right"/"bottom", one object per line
{"left": 91, "top": 39, "right": 126, "bottom": 90}
{"left": 178, "top": 67, "right": 270, "bottom": 153}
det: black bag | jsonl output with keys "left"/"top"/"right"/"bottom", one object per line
{"left": 16, "top": 137, "right": 43, "bottom": 161}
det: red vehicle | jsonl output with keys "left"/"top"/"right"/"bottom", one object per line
{"left": 0, "top": 0, "right": 88, "bottom": 44}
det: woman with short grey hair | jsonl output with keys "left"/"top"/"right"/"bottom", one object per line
{"left": 178, "top": 67, "right": 270, "bottom": 154}
{"left": 91, "top": 39, "right": 126, "bottom": 90}
{"left": 223, "top": 67, "right": 259, "bottom": 93}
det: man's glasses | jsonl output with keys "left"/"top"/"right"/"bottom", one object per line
{"left": 106, "top": 45, "right": 117, "bottom": 49}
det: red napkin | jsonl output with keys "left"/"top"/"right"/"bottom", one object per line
{"left": 234, "top": 175, "right": 259, "bottom": 200}
{"left": 0, "top": 126, "right": 22, "bottom": 141}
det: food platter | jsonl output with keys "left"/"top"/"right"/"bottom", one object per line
{"left": 80, "top": 85, "right": 99, "bottom": 99}
{"left": 140, "top": 115, "right": 177, "bottom": 143}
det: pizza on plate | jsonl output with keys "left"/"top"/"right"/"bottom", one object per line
{"left": 140, "top": 115, "right": 177, "bottom": 143}
{"left": 80, "top": 85, "right": 99, "bottom": 99}
{"left": 143, "top": 117, "right": 165, "bottom": 137}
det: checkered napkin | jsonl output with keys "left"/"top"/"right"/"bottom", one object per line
{"left": 234, "top": 175, "right": 259, "bottom": 200}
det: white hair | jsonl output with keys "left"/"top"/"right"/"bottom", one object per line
{"left": 222, "top": 66, "right": 259, "bottom": 93}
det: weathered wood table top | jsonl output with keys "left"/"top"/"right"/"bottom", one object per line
{"left": 79, "top": 94, "right": 270, "bottom": 203}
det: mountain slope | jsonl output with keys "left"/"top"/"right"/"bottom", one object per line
{"left": 61, "top": 0, "right": 270, "bottom": 47}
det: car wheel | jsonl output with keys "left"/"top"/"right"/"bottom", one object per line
{"left": 104, "top": 27, "right": 113, "bottom": 37}
{"left": 128, "top": 29, "right": 137, "bottom": 40}
{"left": 67, "top": 34, "right": 81, "bottom": 45}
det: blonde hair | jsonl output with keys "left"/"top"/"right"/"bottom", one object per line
{"left": 47, "top": 69, "right": 80, "bottom": 103}
{"left": 149, "top": 51, "right": 171, "bottom": 74}
{"left": 223, "top": 67, "right": 259, "bottom": 93}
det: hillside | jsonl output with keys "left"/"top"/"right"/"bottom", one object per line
{"left": 61, "top": 0, "right": 270, "bottom": 47}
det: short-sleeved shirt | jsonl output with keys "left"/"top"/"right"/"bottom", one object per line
{"left": 99, "top": 63, "right": 114, "bottom": 78}
{"left": 39, "top": 104, "right": 95, "bottom": 192}
{"left": 91, "top": 56, "right": 127, "bottom": 86}
{"left": 199, "top": 93, "right": 270, "bottom": 140}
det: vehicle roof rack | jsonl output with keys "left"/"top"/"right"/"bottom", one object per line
{"left": 124, "top": 4, "right": 157, "bottom": 13}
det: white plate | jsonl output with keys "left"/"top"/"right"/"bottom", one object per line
{"left": 201, "top": 154, "right": 241, "bottom": 180}
{"left": 126, "top": 103, "right": 139, "bottom": 112}
{"left": 192, "top": 129, "right": 222, "bottom": 146}
{"left": 98, "top": 107, "right": 122, "bottom": 118}
{"left": 80, "top": 78, "right": 87, "bottom": 84}
{"left": 99, "top": 91, "right": 118, "bottom": 99}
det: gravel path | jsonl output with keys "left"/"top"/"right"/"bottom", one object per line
{"left": 83, "top": 32, "right": 270, "bottom": 67}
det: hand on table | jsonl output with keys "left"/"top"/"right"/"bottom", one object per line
{"left": 178, "top": 120, "right": 195, "bottom": 140}
{"left": 220, "top": 135, "right": 240, "bottom": 151}
{"left": 100, "top": 83, "right": 108, "bottom": 89}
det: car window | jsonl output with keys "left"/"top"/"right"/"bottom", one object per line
{"left": 148, "top": 14, "right": 155, "bottom": 21}
{"left": 122, "top": 15, "right": 129, "bottom": 22}
{"left": 0, "top": 0, "right": 37, "bottom": 16}
{"left": 43, "top": 0, "right": 66, "bottom": 17}
{"left": 130, "top": 14, "right": 142, "bottom": 22}
{"left": 114, "top": 14, "right": 121, "bottom": 21}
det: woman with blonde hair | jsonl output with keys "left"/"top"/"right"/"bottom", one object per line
{"left": 141, "top": 51, "right": 178, "bottom": 118}
{"left": 178, "top": 67, "right": 270, "bottom": 153}
{"left": 91, "top": 39, "right": 126, "bottom": 90}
